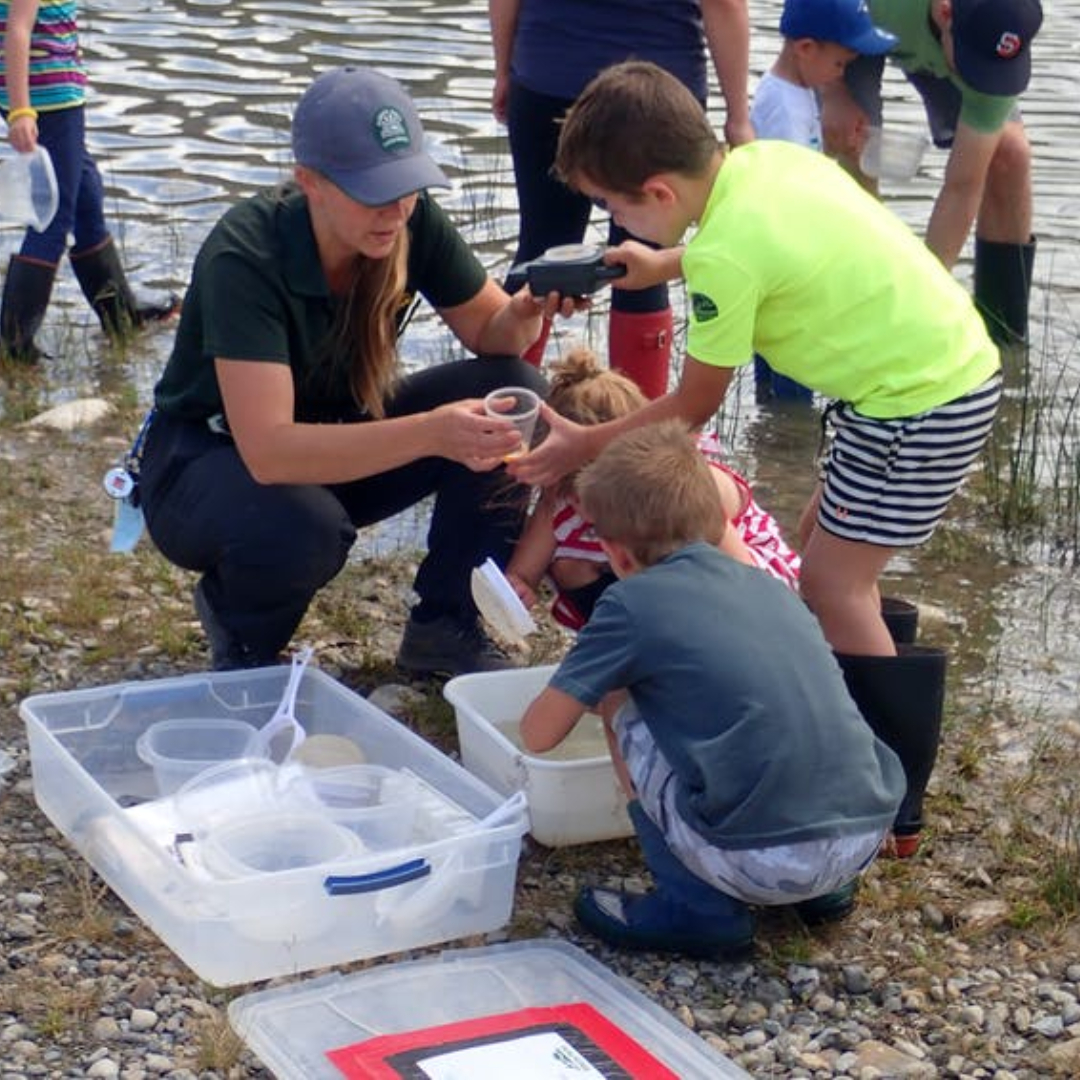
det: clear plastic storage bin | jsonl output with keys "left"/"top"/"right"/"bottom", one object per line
{"left": 445, "top": 666, "right": 634, "bottom": 847}
{"left": 20, "top": 666, "right": 527, "bottom": 986}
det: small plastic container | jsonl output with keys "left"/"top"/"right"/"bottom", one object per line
{"left": 859, "top": 126, "right": 930, "bottom": 182}
{"left": 445, "top": 666, "right": 634, "bottom": 847}
{"left": 136, "top": 718, "right": 258, "bottom": 795}
{"left": 0, "top": 146, "right": 59, "bottom": 231}
{"left": 287, "top": 763, "right": 420, "bottom": 851}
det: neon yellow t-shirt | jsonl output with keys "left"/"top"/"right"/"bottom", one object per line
{"left": 683, "top": 141, "right": 999, "bottom": 419}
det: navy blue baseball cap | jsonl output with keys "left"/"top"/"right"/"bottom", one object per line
{"left": 292, "top": 67, "right": 449, "bottom": 205}
{"left": 951, "top": 0, "right": 1043, "bottom": 97}
{"left": 780, "top": 0, "right": 897, "bottom": 55}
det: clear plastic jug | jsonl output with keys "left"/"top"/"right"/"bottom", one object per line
{"left": 0, "top": 145, "right": 59, "bottom": 231}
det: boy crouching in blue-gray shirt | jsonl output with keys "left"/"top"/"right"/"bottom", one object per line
{"left": 520, "top": 421, "right": 905, "bottom": 959}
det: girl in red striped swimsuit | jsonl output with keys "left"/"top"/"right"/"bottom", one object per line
{"left": 506, "top": 348, "right": 800, "bottom": 630}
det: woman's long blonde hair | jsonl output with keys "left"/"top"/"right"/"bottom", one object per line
{"left": 328, "top": 230, "right": 409, "bottom": 419}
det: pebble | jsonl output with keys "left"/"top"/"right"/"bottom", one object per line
{"left": 128, "top": 1009, "right": 158, "bottom": 1032}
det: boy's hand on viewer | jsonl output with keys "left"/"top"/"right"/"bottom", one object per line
{"left": 606, "top": 242, "right": 681, "bottom": 291}
{"left": 507, "top": 405, "right": 590, "bottom": 488}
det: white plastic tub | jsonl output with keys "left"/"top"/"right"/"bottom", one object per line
{"left": 444, "top": 666, "right": 633, "bottom": 847}
{"left": 20, "top": 666, "right": 527, "bottom": 986}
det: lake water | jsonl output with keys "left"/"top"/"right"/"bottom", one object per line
{"left": 2, "top": 0, "right": 1079, "bottom": 757}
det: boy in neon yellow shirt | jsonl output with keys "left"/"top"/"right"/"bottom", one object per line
{"left": 512, "top": 59, "right": 1001, "bottom": 857}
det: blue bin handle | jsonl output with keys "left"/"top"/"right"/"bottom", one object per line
{"left": 323, "top": 857, "right": 431, "bottom": 896}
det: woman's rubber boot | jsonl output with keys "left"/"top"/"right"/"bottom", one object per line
{"left": 973, "top": 236, "right": 1036, "bottom": 348}
{"left": 881, "top": 596, "right": 919, "bottom": 645}
{"left": 572, "top": 799, "right": 755, "bottom": 960}
{"left": 836, "top": 645, "right": 948, "bottom": 859}
{"left": 608, "top": 307, "right": 672, "bottom": 399}
{"left": 522, "top": 316, "right": 551, "bottom": 367}
{"left": 0, "top": 254, "right": 57, "bottom": 364}
{"left": 69, "top": 236, "right": 179, "bottom": 344}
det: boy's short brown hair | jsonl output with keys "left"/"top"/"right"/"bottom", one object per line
{"left": 576, "top": 420, "right": 726, "bottom": 567}
{"left": 554, "top": 60, "right": 719, "bottom": 195}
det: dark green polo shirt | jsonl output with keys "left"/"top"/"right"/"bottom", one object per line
{"left": 153, "top": 187, "right": 487, "bottom": 421}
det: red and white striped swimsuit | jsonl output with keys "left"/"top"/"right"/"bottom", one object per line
{"left": 697, "top": 432, "right": 801, "bottom": 590}
{"left": 550, "top": 434, "right": 800, "bottom": 599}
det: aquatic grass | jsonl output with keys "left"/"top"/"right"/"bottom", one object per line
{"left": 1039, "top": 780, "right": 1080, "bottom": 918}
{"left": 192, "top": 1008, "right": 247, "bottom": 1074}
{"left": 976, "top": 302, "right": 1080, "bottom": 564}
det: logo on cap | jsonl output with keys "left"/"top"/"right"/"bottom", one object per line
{"left": 995, "top": 32, "right": 1022, "bottom": 59}
{"left": 373, "top": 106, "right": 411, "bottom": 152}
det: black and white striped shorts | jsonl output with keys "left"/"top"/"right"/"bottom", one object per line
{"left": 818, "top": 372, "right": 1002, "bottom": 547}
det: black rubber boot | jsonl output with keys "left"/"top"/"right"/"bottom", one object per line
{"left": 973, "top": 236, "right": 1036, "bottom": 347}
{"left": 881, "top": 596, "right": 918, "bottom": 645}
{"left": 69, "top": 236, "right": 179, "bottom": 343}
{"left": 1, "top": 254, "right": 57, "bottom": 363}
{"left": 835, "top": 645, "right": 947, "bottom": 858}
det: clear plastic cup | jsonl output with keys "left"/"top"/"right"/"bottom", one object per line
{"left": 859, "top": 127, "right": 930, "bottom": 182}
{"left": 483, "top": 386, "right": 540, "bottom": 461}
{"left": 0, "top": 146, "right": 59, "bottom": 231}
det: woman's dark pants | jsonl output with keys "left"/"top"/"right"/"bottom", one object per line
{"left": 139, "top": 356, "right": 545, "bottom": 663}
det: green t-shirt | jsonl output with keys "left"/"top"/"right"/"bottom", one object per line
{"left": 683, "top": 141, "right": 998, "bottom": 419}
{"left": 868, "top": 0, "right": 1016, "bottom": 134}
{"left": 153, "top": 188, "right": 487, "bottom": 421}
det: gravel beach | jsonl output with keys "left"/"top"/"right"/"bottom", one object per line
{"left": 2, "top": 403, "right": 1079, "bottom": 1079}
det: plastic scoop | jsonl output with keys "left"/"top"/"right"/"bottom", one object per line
{"left": 246, "top": 646, "right": 311, "bottom": 762}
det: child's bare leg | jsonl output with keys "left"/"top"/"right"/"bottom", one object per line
{"left": 599, "top": 691, "right": 636, "bottom": 800}
{"left": 799, "top": 528, "right": 896, "bottom": 656}
{"left": 796, "top": 483, "right": 823, "bottom": 551}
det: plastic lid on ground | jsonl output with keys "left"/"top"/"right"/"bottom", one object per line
{"left": 471, "top": 557, "right": 536, "bottom": 646}
{"left": 228, "top": 939, "right": 752, "bottom": 1079}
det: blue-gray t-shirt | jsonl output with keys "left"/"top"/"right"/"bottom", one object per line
{"left": 550, "top": 543, "right": 905, "bottom": 850}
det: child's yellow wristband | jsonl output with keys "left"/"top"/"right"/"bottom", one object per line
{"left": 6, "top": 106, "right": 39, "bottom": 123}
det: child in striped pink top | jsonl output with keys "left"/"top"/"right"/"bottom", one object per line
{"left": 506, "top": 348, "right": 800, "bottom": 630}
{"left": 1, "top": 0, "right": 177, "bottom": 362}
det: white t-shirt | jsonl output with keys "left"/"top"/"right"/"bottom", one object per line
{"left": 750, "top": 71, "right": 822, "bottom": 151}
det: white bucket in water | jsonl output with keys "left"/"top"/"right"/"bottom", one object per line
{"left": 0, "top": 146, "right": 59, "bottom": 231}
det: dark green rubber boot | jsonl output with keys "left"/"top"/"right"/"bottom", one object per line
{"left": 70, "top": 236, "right": 179, "bottom": 343}
{"left": 836, "top": 645, "right": 948, "bottom": 858}
{"left": 973, "top": 236, "right": 1036, "bottom": 347}
{"left": 0, "top": 254, "right": 57, "bottom": 364}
